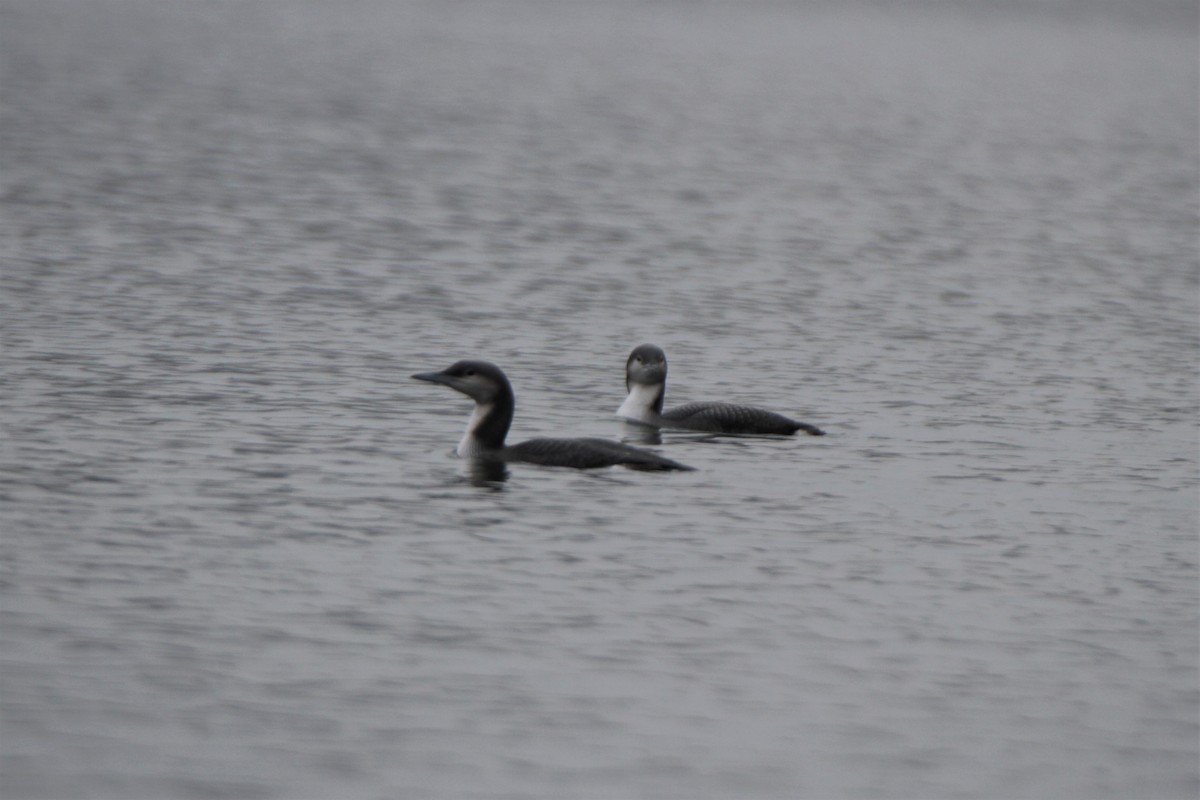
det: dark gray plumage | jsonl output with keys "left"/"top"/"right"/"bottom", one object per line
{"left": 618, "top": 344, "right": 825, "bottom": 436}
{"left": 504, "top": 437, "right": 691, "bottom": 471}
{"left": 413, "top": 360, "right": 693, "bottom": 471}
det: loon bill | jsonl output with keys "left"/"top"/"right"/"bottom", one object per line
{"left": 413, "top": 359, "right": 694, "bottom": 471}
{"left": 617, "top": 344, "right": 825, "bottom": 436}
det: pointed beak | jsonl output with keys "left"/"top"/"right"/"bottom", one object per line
{"left": 412, "top": 370, "right": 450, "bottom": 385}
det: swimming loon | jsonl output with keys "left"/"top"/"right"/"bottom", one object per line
{"left": 617, "top": 344, "right": 825, "bottom": 436}
{"left": 413, "top": 360, "right": 694, "bottom": 471}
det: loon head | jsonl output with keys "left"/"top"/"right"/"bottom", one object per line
{"left": 412, "top": 360, "right": 511, "bottom": 404}
{"left": 618, "top": 344, "right": 667, "bottom": 421}
{"left": 625, "top": 344, "right": 667, "bottom": 391}
{"left": 412, "top": 360, "right": 514, "bottom": 454}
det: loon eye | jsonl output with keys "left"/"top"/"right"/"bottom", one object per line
{"left": 633, "top": 356, "right": 642, "bottom": 363}
{"left": 464, "top": 369, "right": 475, "bottom": 376}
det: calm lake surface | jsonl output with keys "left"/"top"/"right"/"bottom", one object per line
{"left": 2, "top": 2, "right": 1197, "bottom": 798}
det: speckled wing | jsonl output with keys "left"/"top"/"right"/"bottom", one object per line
{"left": 504, "top": 438, "right": 694, "bottom": 471}
{"left": 660, "top": 402, "right": 824, "bottom": 436}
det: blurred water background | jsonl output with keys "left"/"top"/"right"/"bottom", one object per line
{"left": 1, "top": 1, "right": 1197, "bottom": 798}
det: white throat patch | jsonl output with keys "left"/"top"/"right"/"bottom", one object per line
{"left": 616, "top": 383, "right": 663, "bottom": 423}
{"left": 457, "top": 403, "right": 493, "bottom": 457}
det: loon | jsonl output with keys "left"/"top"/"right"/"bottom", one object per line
{"left": 617, "top": 344, "right": 826, "bottom": 436}
{"left": 413, "top": 360, "right": 694, "bottom": 471}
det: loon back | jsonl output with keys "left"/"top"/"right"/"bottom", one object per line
{"left": 504, "top": 437, "right": 692, "bottom": 471}
{"left": 413, "top": 359, "right": 694, "bottom": 471}
{"left": 618, "top": 343, "right": 825, "bottom": 436}
{"left": 660, "top": 402, "right": 824, "bottom": 436}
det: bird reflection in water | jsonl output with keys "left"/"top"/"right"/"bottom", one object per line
{"left": 466, "top": 457, "right": 509, "bottom": 488}
{"left": 620, "top": 421, "right": 663, "bottom": 447}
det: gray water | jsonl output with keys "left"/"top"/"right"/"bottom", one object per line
{"left": 2, "top": 2, "right": 1197, "bottom": 798}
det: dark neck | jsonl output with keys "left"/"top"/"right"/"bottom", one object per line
{"left": 473, "top": 384, "right": 514, "bottom": 450}
{"left": 645, "top": 382, "right": 665, "bottom": 415}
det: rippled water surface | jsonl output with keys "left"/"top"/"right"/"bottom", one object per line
{"left": 2, "top": 2, "right": 1197, "bottom": 798}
